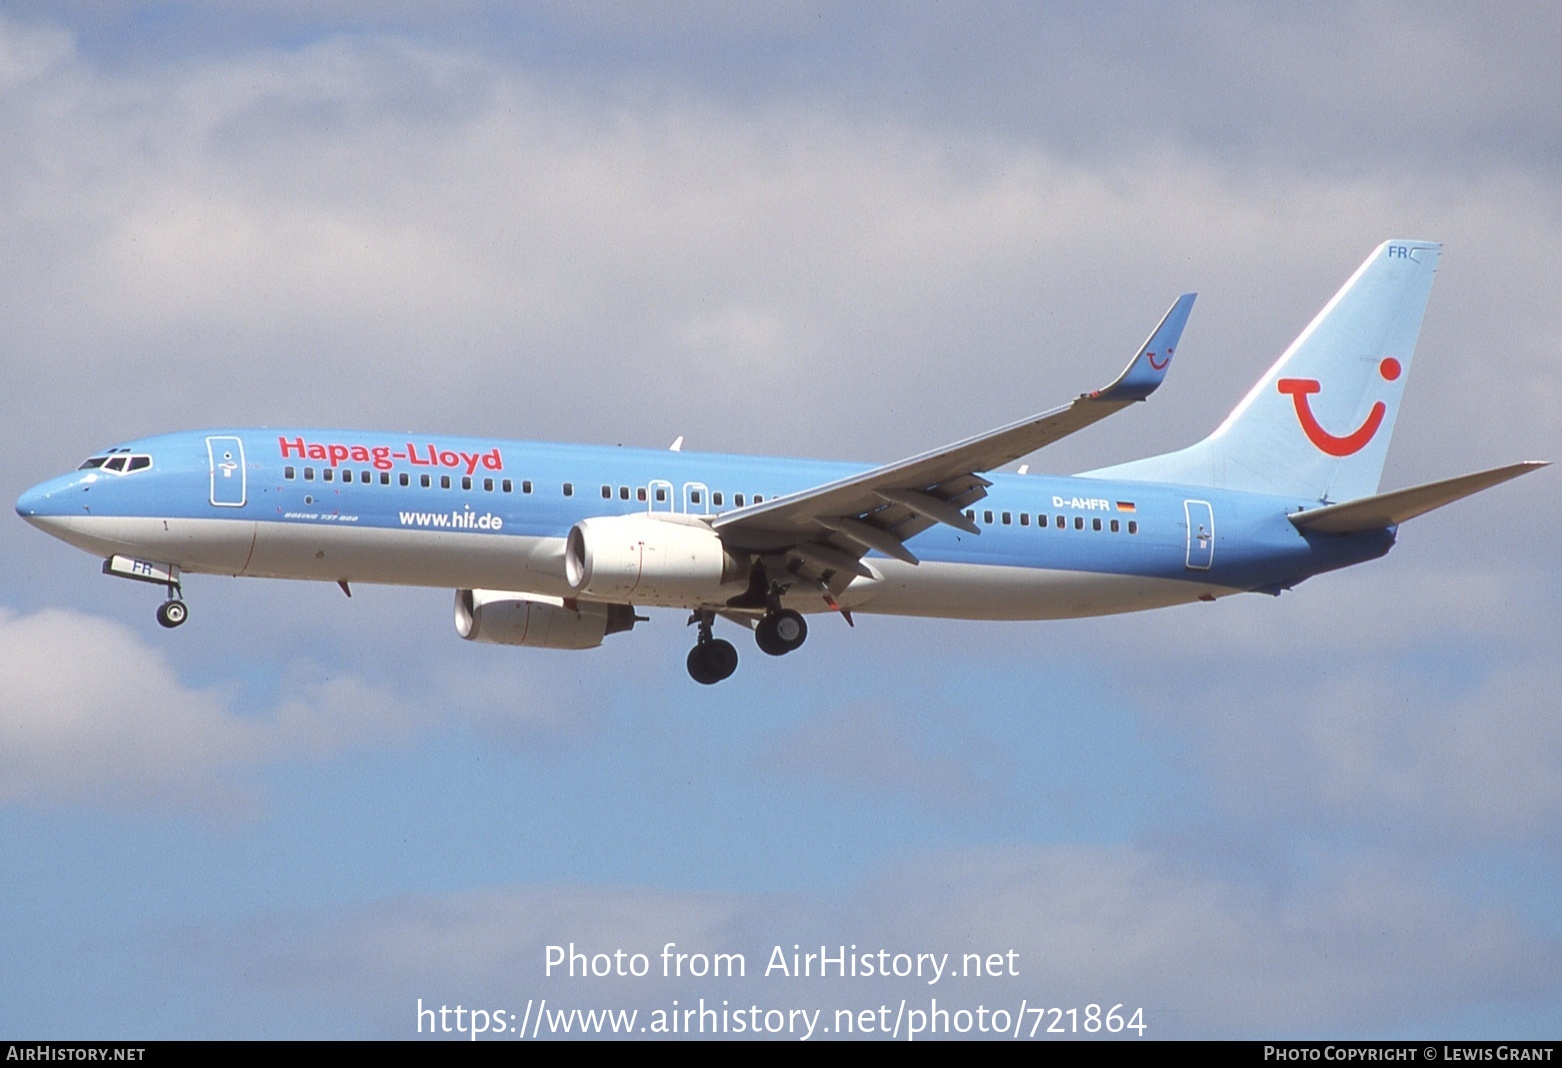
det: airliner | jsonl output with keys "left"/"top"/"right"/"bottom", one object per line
{"left": 16, "top": 240, "right": 1547, "bottom": 683}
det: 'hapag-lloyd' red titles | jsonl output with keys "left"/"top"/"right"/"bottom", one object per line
{"left": 278, "top": 436, "right": 503, "bottom": 475}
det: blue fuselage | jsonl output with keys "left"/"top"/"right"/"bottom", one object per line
{"left": 17, "top": 428, "right": 1393, "bottom": 620}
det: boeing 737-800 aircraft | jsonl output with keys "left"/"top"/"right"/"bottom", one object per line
{"left": 16, "top": 241, "right": 1547, "bottom": 683}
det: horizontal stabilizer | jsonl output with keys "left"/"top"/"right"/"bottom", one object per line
{"left": 1289, "top": 461, "right": 1549, "bottom": 534}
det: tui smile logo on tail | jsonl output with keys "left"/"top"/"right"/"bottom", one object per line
{"left": 1147, "top": 346, "right": 1172, "bottom": 371}
{"left": 1277, "top": 357, "right": 1401, "bottom": 457}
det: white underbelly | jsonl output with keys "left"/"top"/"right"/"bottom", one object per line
{"left": 51, "top": 515, "right": 572, "bottom": 596}
{"left": 52, "top": 516, "right": 1236, "bottom": 620}
{"left": 835, "top": 559, "right": 1234, "bottom": 620}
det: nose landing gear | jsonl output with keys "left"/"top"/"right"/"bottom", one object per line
{"left": 102, "top": 554, "right": 188, "bottom": 629}
{"left": 155, "top": 598, "right": 188, "bottom": 629}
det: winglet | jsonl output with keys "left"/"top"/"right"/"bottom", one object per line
{"left": 1089, "top": 293, "right": 1196, "bottom": 403}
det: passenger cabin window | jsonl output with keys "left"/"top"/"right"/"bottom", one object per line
{"left": 420, "top": 474, "right": 431, "bottom": 488}
{"left": 637, "top": 487, "right": 647, "bottom": 502}
{"left": 983, "top": 510, "right": 994, "bottom": 524}
{"left": 713, "top": 491, "right": 724, "bottom": 506}
{"left": 563, "top": 482, "right": 574, "bottom": 497}
{"left": 502, "top": 479, "right": 512, "bottom": 493}
{"left": 1074, "top": 516, "right": 1083, "bottom": 530}
{"left": 1128, "top": 521, "right": 1139, "bottom": 534}
{"left": 619, "top": 486, "right": 630, "bottom": 500}
{"left": 484, "top": 478, "right": 494, "bottom": 492}
{"left": 304, "top": 467, "right": 315, "bottom": 481}
{"left": 735, "top": 493, "right": 745, "bottom": 507}
{"left": 461, "top": 476, "right": 472, "bottom": 490}
{"left": 342, "top": 470, "right": 353, "bottom": 483}
{"left": 601, "top": 485, "right": 611, "bottom": 499}
{"left": 1092, "top": 518, "right": 1102, "bottom": 531}
{"left": 284, "top": 466, "right": 296, "bottom": 480}
{"left": 1002, "top": 512, "right": 1012, "bottom": 525}
{"left": 655, "top": 487, "right": 666, "bottom": 502}
{"left": 441, "top": 475, "right": 451, "bottom": 490}
{"left": 1110, "top": 519, "right": 1120, "bottom": 532}
{"left": 1019, "top": 513, "right": 1029, "bottom": 527}
{"left": 1055, "top": 515, "right": 1065, "bottom": 529}
{"left": 690, "top": 490, "right": 702, "bottom": 505}
{"left": 522, "top": 480, "right": 533, "bottom": 494}
{"left": 381, "top": 472, "right": 391, "bottom": 486}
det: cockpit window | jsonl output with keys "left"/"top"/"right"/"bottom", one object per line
{"left": 80, "top": 453, "right": 153, "bottom": 474}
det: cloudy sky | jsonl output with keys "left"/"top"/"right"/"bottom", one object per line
{"left": 2, "top": 1, "right": 1559, "bottom": 1040}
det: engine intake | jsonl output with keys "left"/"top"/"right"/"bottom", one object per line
{"left": 454, "top": 589, "right": 637, "bottom": 650}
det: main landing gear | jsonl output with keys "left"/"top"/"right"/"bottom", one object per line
{"left": 685, "top": 601, "right": 811, "bottom": 684}
{"left": 754, "top": 608, "right": 807, "bottom": 656}
{"left": 686, "top": 610, "right": 738, "bottom": 685}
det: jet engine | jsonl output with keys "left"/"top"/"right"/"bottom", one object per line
{"left": 454, "top": 589, "right": 638, "bottom": 650}
{"left": 564, "top": 513, "right": 746, "bottom": 605}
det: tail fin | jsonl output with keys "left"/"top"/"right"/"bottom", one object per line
{"left": 1082, "top": 240, "right": 1442, "bottom": 503}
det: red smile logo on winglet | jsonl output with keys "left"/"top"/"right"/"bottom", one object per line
{"left": 1147, "top": 346, "right": 1172, "bottom": 371}
{"left": 1277, "top": 358, "right": 1401, "bottom": 456}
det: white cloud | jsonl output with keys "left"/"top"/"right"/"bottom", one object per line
{"left": 0, "top": 606, "right": 437, "bottom": 812}
{"left": 1043, "top": 565, "right": 1562, "bottom": 843}
{"left": 865, "top": 845, "right": 1557, "bottom": 1035}
{"left": 1183, "top": 655, "right": 1562, "bottom": 844}
{"left": 0, "top": 606, "right": 261, "bottom": 810}
{"left": 187, "top": 844, "right": 1559, "bottom": 1037}
{"left": 0, "top": 14, "right": 70, "bottom": 88}
{"left": 1, "top": 12, "right": 1557, "bottom": 485}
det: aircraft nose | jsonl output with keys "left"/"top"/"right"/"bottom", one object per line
{"left": 15, "top": 475, "right": 82, "bottom": 531}
{"left": 16, "top": 482, "right": 49, "bottom": 518}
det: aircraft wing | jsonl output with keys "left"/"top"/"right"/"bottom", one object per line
{"left": 712, "top": 294, "right": 1196, "bottom": 586}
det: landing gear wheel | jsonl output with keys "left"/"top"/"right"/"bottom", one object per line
{"left": 755, "top": 608, "right": 807, "bottom": 656}
{"left": 156, "top": 600, "right": 188, "bottom": 629}
{"left": 686, "top": 638, "right": 739, "bottom": 685}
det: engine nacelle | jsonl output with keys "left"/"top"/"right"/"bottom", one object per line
{"left": 454, "top": 589, "right": 637, "bottom": 650}
{"left": 564, "top": 513, "right": 746, "bottom": 605}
